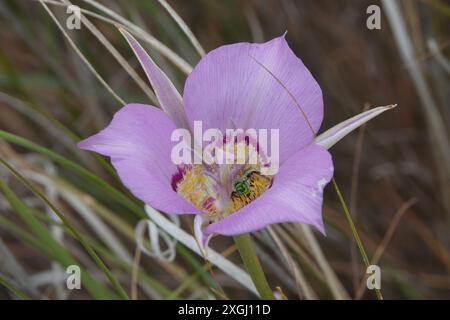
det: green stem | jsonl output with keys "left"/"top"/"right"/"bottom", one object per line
{"left": 234, "top": 234, "right": 275, "bottom": 300}
{"left": 332, "top": 178, "right": 383, "bottom": 300}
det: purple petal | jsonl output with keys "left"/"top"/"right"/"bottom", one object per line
{"left": 78, "top": 104, "right": 198, "bottom": 214}
{"left": 184, "top": 35, "right": 323, "bottom": 164}
{"left": 204, "top": 144, "right": 333, "bottom": 236}
{"left": 119, "top": 28, "right": 189, "bottom": 129}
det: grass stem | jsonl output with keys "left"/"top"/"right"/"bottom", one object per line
{"left": 332, "top": 178, "right": 383, "bottom": 300}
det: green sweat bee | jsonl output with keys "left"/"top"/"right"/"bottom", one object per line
{"left": 232, "top": 170, "right": 257, "bottom": 197}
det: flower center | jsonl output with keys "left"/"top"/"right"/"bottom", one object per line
{"left": 171, "top": 140, "right": 273, "bottom": 219}
{"left": 231, "top": 167, "right": 272, "bottom": 211}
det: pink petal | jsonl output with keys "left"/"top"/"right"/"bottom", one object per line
{"left": 204, "top": 144, "right": 333, "bottom": 236}
{"left": 184, "top": 35, "right": 323, "bottom": 164}
{"left": 120, "top": 28, "right": 189, "bottom": 129}
{"left": 78, "top": 104, "right": 198, "bottom": 214}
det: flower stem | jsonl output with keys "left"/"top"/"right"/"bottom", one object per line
{"left": 233, "top": 234, "right": 275, "bottom": 300}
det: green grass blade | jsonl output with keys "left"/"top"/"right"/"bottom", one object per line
{"left": 0, "top": 180, "right": 118, "bottom": 299}
{"left": 0, "top": 159, "right": 129, "bottom": 299}
{"left": 0, "top": 275, "right": 30, "bottom": 300}
{"left": 0, "top": 129, "right": 145, "bottom": 218}
{"left": 332, "top": 178, "right": 383, "bottom": 300}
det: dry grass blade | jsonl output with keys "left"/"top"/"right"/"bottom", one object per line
{"left": 355, "top": 198, "right": 418, "bottom": 299}
{"left": 157, "top": 0, "right": 205, "bottom": 57}
{"left": 382, "top": 0, "right": 450, "bottom": 213}
{"left": 349, "top": 103, "right": 370, "bottom": 293}
{"left": 0, "top": 239, "right": 39, "bottom": 297}
{"left": 38, "top": 0, "right": 126, "bottom": 105}
{"left": 298, "top": 225, "right": 350, "bottom": 300}
{"left": 131, "top": 246, "right": 142, "bottom": 300}
{"left": 267, "top": 226, "right": 317, "bottom": 299}
{"left": 81, "top": 0, "right": 193, "bottom": 74}
{"left": 428, "top": 39, "right": 450, "bottom": 74}
{"left": 59, "top": 0, "right": 157, "bottom": 104}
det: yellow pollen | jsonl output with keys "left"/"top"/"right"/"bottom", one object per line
{"left": 231, "top": 170, "right": 272, "bottom": 212}
{"left": 176, "top": 165, "right": 219, "bottom": 216}
{"left": 174, "top": 141, "right": 272, "bottom": 219}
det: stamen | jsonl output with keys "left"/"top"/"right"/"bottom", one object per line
{"left": 172, "top": 138, "right": 273, "bottom": 220}
{"left": 174, "top": 165, "right": 219, "bottom": 216}
{"left": 231, "top": 168, "right": 272, "bottom": 211}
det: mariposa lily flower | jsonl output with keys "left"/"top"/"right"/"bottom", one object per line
{"left": 78, "top": 29, "right": 394, "bottom": 251}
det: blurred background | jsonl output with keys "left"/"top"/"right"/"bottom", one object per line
{"left": 0, "top": 0, "right": 449, "bottom": 299}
